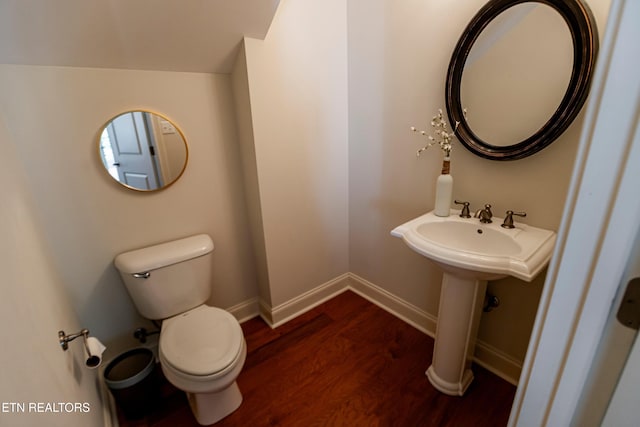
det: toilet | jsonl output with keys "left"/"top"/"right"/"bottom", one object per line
{"left": 114, "top": 234, "right": 246, "bottom": 425}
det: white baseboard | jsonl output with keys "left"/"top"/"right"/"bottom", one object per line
{"left": 474, "top": 340, "right": 522, "bottom": 385}
{"left": 226, "top": 297, "right": 261, "bottom": 324}
{"left": 229, "top": 272, "right": 521, "bottom": 385}
{"left": 261, "top": 273, "right": 351, "bottom": 328}
{"left": 346, "top": 273, "right": 438, "bottom": 338}
{"left": 100, "top": 368, "right": 119, "bottom": 427}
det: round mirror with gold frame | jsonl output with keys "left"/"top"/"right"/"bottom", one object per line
{"left": 98, "top": 110, "right": 188, "bottom": 191}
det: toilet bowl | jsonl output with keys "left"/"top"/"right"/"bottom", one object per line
{"left": 159, "top": 305, "right": 246, "bottom": 424}
{"left": 114, "top": 234, "right": 246, "bottom": 425}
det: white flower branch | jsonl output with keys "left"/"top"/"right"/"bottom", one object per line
{"left": 411, "top": 108, "right": 466, "bottom": 158}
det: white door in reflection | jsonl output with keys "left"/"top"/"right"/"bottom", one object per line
{"left": 100, "top": 111, "right": 162, "bottom": 190}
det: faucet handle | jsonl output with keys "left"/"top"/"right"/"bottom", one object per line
{"left": 501, "top": 210, "right": 527, "bottom": 229}
{"left": 454, "top": 200, "right": 471, "bottom": 218}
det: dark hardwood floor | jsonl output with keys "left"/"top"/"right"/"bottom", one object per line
{"left": 117, "top": 290, "right": 516, "bottom": 427}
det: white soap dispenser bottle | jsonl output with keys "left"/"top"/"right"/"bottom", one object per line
{"left": 433, "top": 153, "right": 453, "bottom": 217}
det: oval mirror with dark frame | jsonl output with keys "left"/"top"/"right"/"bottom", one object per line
{"left": 98, "top": 110, "right": 188, "bottom": 191}
{"left": 446, "top": 0, "right": 599, "bottom": 160}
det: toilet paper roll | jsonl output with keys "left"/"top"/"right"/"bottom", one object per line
{"left": 84, "top": 337, "right": 106, "bottom": 369}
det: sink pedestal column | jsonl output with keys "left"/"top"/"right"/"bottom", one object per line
{"left": 426, "top": 272, "right": 487, "bottom": 396}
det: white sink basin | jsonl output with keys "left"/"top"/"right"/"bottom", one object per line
{"left": 391, "top": 209, "right": 557, "bottom": 396}
{"left": 391, "top": 210, "right": 556, "bottom": 281}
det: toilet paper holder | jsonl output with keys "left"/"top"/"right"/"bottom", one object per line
{"left": 58, "top": 328, "right": 90, "bottom": 352}
{"left": 58, "top": 328, "right": 106, "bottom": 369}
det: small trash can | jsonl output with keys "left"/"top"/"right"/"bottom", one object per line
{"left": 104, "top": 348, "right": 158, "bottom": 420}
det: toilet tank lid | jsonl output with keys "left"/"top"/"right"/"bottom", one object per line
{"left": 114, "top": 234, "right": 214, "bottom": 274}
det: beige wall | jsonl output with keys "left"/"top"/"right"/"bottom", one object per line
{"left": 347, "top": 0, "right": 610, "bottom": 362}
{"left": 231, "top": 45, "right": 272, "bottom": 307}
{"left": 0, "top": 1, "right": 614, "bottom": 408}
{"left": 241, "top": 0, "right": 350, "bottom": 308}
{"left": 0, "top": 65, "right": 258, "bottom": 358}
{"left": 0, "top": 116, "right": 104, "bottom": 427}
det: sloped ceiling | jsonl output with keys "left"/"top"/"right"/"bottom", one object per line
{"left": 0, "top": 0, "right": 280, "bottom": 73}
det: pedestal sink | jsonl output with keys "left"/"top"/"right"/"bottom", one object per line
{"left": 391, "top": 210, "right": 556, "bottom": 396}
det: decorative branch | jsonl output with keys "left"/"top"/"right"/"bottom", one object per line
{"left": 411, "top": 108, "right": 466, "bottom": 158}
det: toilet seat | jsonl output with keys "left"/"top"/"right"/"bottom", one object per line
{"left": 160, "top": 305, "right": 243, "bottom": 377}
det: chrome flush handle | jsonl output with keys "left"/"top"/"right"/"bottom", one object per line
{"left": 132, "top": 272, "right": 151, "bottom": 279}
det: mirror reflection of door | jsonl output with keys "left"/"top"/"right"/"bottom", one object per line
{"left": 100, "top": 111, "right": 162, "bottom": 190}
{"left": 98, "top": 110, "right": 188, "bottom": 192}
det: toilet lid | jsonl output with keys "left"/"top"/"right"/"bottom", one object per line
{"left": 160, "top": 306, "right": 243, "bottom": 376}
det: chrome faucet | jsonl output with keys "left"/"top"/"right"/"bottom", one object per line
{"left": 474, "top": 204, "right": 493, "bottom": 223}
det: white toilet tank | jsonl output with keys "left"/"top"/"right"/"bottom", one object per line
{"left": 114, "top": 234, "right": 215, "bottom": 320}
